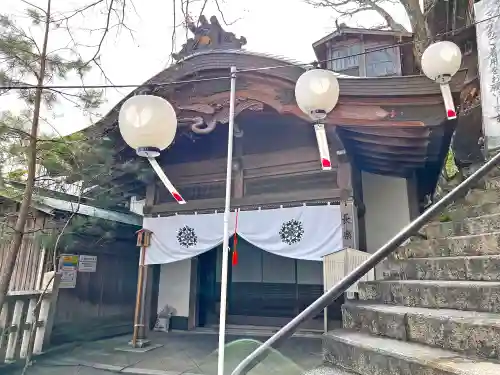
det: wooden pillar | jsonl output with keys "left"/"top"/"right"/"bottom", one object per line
{"left": 336, "top": 151, "right": 353, "bottom": 201}
{"left": 188, "top": 257, "right": 198, "bottom": 329}
{"left": 142, "top": 265, "right": 154, "bottom": 332}
{"left": 232, "top": 123, "right": 244, "bottom": 198}
{"left": 145, "top": 182, "right": 157, "bottom": 208}
{"left": 140, "top": 184, "right": 156, "bottom": 337}
{"left": 340, "top": 199, "right": 358, "bottom": 250}
{"left": 333, "top": 133, "right": 361, "bottom": 250}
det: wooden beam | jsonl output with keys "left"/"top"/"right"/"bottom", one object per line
{"left": 344, "top": 134, "right": 429, "bottom": 147}
{"left": 145, "top": 188, "right": 341, "bottom": 215}
{"left": 173, "top": 173, "right": 227, "bottom": 186}
{"left": 337, "top": 96, "right": 443, "bottom": 106}
{"left": 353, "top": 143, "right": 432, "bottom": 156}
{"left": 243, "top": 147, "right": 322, "bottom": 168}
{"left": 155, "top": 146, "right": 332, "bottom": 186}
{"left": 353, "top": 151, "right": 432, "bottom": 163}
{"left": 161, "top": 146, "right": 323, "bottom": 174}
{"left": 337, "top": 161, "right": 353, "bottom": 201}
{"left": 356, "top": 158, "right": 424, "bottom": 169}
{"left": 338, "top": 126, "right": 432, "bottom": 138}
{"left": 145, "top": 183, "right": 156, "bottom": 206}
{"left": 244, "top": 167, "right": 337, "bottom": 181}
{"left": 162, "top": 158, "right": 227, "bottom": 179}
{"left": 244, "top": 162, "right": 334, "bottom": 179}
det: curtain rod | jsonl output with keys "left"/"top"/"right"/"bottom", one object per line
{"left": 148, "top": 200, "right": 342, "bottom": 218}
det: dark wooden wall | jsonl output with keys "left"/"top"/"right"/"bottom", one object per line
{"left": 0, "top": 197, "right": 140, "bottom": 345}
{"left": 148, "top": 113, "right": 341, "bottom": 213}
{"left": 50, "top": 239, "right": 139, "bottom": 345}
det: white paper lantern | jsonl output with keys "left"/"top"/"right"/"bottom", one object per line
{"left": 295, "top": 69, "right": 340, "bottom": 121}
{"left": 118, "top": 95, "right": 177, "bottom": 157}
{"left": 421, "top": 41, "right": 462, "bottom": 83}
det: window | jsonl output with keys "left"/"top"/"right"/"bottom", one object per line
{"left": 365, "top": 46, "right": 399, "bottom": 77}
{"left": 328, "top": 44, "right": 361, "bottom": 76}
{"left": 325, "top": 41, "right": 401, "bottom": 77}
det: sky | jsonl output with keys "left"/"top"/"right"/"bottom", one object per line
{"left": 0, "top": 0, "right": 412, "bottom": 136}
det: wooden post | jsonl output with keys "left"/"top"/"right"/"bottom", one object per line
{"left": 132, "top": 229, "right": 152, "bottom": 348}
{"left": 132, "top": 245, "right": 146, "bottom": 347}
{"left": 140, "top": 184, "right": 157, "bottom": 337}
{"left": 38, "top": 272, "right": 61, "bottom": 352}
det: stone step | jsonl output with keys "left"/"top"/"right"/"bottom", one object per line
{"left": 341, "top": 302, "right": 500, "bottom": 360}
{"left": 394, "top": 232, "right": 500, "bottom": 259}
{"left": 485, "top": 175, "right": 500, "bottom": 190}
{"left": 358, "top": 279, "right": 500, "bottom": 312}
{"left": 382, "top": 255, "right": 500, "bottom": 281}
{"left": 323, "top": 329, "right": 500, "bottom": 375}
{"left": 463, "top": 189, "right": 500, "bottom": 206}
{"left": 445, "top": 202, "right": 500, "bottom": 221}
{"left": 303, "top": 365, "right": 357, "bottom": 375}
{"left": 423, "top": 213, "right": 500, "bottom": 238}
{"left": 462, "top": 162, "right": 500, "bottom": 181}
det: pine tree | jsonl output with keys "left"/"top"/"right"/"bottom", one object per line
{"left": 0, "top": 0, "right": 133, "bottom": 311}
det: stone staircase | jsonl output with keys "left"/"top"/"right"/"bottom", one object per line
{"left": 321, "top": 185, "right": 500, "bottom": 375}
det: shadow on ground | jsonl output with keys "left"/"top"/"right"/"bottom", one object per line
{"left": 197, "top": 338, "right": 304, "bottom": 375}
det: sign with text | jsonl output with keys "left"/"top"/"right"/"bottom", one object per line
{"left": 475, "top": 0, "right": 500, "bottom": 149}
{"left": 78, "top": 255, "right": 97, "bottom": 273}
{"left": 59, "top": 254, "right": 79, "bottom": 271}
{"left": 60, "top": 270, "right": 77, "bottom": 289}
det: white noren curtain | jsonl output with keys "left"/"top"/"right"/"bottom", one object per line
{"left": 142, "top": 204, "right": 342, "bottom": 265}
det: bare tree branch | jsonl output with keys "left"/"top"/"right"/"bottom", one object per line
{"left": 305, "top": 0, "right": 407, "bottom": 31}
{"left": 20, "top": 0, "right": 47, "bottom": 15}
{"left": 363, "top": 0, "right": 407, "bottom": 31}
{"left": 424, "top": 0, "right": 439, "bottom": 17}
{"left": 51, "top": 0, "right": 106, "bottom": 23}
{"left": 214, "top": 0, "right": 241, "bottom": 26}
{"left": 83, "top": 0, "right": 115, "bottom": 67}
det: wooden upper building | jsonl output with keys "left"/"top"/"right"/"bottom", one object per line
{"left": 72, "top": 16, "right": 469, "bottom": 330}
{"left": 84, "top": 15, "right": 466, "bottom": 214}
{"left": 312, "top": 24, "right": 415, "bottom": 76}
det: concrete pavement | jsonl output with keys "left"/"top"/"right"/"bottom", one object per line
{"left": 11, "top": 329, "right": 324, "bottom": 375}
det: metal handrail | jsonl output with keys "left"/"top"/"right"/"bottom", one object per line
{"left": 231, "top": 150, "right": 500, "bottom": 375}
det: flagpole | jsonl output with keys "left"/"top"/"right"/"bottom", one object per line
{"left": 217, "top": 66, "right": 237, "bottom": 375}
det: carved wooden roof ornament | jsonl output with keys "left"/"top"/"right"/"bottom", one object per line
{"left": 178, "top": 98, "right": 263, "bottom": 134}
{"left": 172, "top": 15, "right": 247, "bottom": 62}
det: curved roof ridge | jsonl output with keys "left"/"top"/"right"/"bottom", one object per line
{"left": 176, "top": 48, "right": 306, "bottom": 67}
{"left": 176, "top": 48, "right": 356, "bottom": 78}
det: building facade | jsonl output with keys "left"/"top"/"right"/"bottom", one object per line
{"left": 88, "top": 16, "right": 465, "bottom": 331}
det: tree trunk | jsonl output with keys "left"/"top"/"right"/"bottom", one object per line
{"left": 401, "top": 0, "right": 433, "bottom": 67}
{"left": 0, "top": 0, "right": 52, "bottom": 309}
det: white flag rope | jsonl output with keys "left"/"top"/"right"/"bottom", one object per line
{"left": 314, "top": 123, "right": 332, "bottom": 170}
{"left": 148, "top": 157, "right": 186, "bottom": 204}
{"left": 440, "top": 83, "right": 457, "bottom": 120}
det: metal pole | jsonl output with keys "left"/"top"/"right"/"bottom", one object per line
{"left": 231, "top": 150, "right": 500, "bottom": 375}
{"left": 217, "top": 66, "right": 237, "bottom": 375}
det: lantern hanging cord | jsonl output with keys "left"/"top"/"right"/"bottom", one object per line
{"left": 0, "top": 12, "right": 498, "bottom": 91}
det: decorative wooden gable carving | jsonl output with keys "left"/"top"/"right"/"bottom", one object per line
{"left": 165, "top": 73, "right": 433, "bottom": 136}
